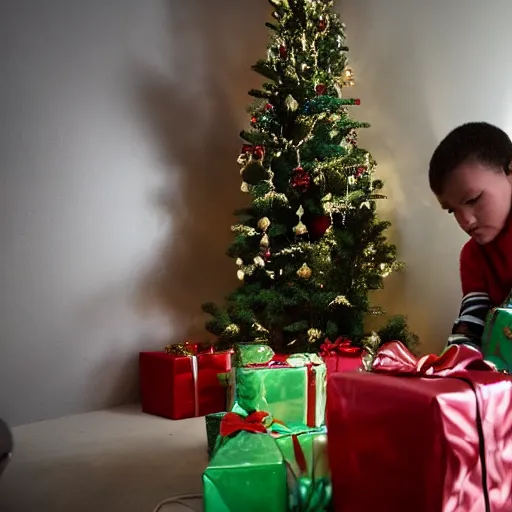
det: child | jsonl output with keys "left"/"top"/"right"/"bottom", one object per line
{"left": 429, "top": 121, "right": 512, "bottom": 349}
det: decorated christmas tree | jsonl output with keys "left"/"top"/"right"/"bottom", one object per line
{"left": 202, "top": 0, "right": 417, "bottom": 354}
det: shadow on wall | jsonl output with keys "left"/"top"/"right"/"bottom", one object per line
{"left": 136, "top": 1, "right": 270, "bottom": 343}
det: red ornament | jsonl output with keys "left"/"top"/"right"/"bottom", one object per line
{"left": 318, "top": 20, "right": 327, "bottom": 31}
{"left": 253, "top": 146, "right": 265, "bottom": 160}
{"left": 305, "top": 214, "right": 331, "bottom": 242}
{"left": 251, "top": 116, "right": 258, "bottom": 125}
{"left": 290, "top": 167, "right": 311, "bottom": 193}
{"left": 264, "top": 249, "right": 271, "bottom": 260}
{"left": 265, "top": 103, "right": 273, "bottom": 111}
{"left": 356, "top": 167, "right": 366, "bottom": 178}
{"left": 354, "top": 99, "right": 361, "bottom": 105}
{"left": 315, "top": 84, "right": 327, "bottom": 96}
{"left": 279, "top": 45, "right": 287, "bottom": 58}
{"left": 241, "top": 144, "right": 253, "bottom": 154}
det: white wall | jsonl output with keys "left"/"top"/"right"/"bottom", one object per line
{"left": 0, "top": 0, "right": 269, "bottom": 426}
{"left": 2, "top": 0, "right": 511, "bottom": 426}
{"left": 341, "top": 0, "right": 512, "bottom": 350}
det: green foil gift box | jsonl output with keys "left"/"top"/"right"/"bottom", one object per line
{"left": 482, "top": 295, "right": 512, "bottom": 371}
{"left": 272, "top": 424, "right": 331, "bottom": 512}
{"left": 203, "top": 412, "right": 288, "bottom": 512}
{"left": 228, "top": 343, "right": 326, "bottom": 427}
{"left": 203, "top": 411, "right": 331, "bottom": 512}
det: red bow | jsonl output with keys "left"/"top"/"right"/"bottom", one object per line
{"left": 220, "top": 411, "right": 274, "bottom": 437}
{"left": 320, "top": 337, "right": 362, "bottom": 358}
{"left": 372, "top": 341, "right": 492, "bottom": 377}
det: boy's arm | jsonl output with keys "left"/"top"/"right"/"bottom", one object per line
{"left": 448, "top": 244, "right": 490, "bottom": 350}
{"left": 447, "top": 292, "right": 491, "bottom": 350}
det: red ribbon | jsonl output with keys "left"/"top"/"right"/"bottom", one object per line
{"left": 320, "top": 337, "right": 362, "bottom": 358}
{"left": 372, "top": 341, "right": 492, "bottom": 377}
{"left": 220, "top": 411, "right": 273, "bottom": 437}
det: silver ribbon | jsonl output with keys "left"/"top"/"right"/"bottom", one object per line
{"left": 190, "top": 355, "right": 199, "bottom": 417}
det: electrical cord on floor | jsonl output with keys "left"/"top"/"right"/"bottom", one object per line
{"left": 151, "top": 493, "right": 203, "bottom": 512}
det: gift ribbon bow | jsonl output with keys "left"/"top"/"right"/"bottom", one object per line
{"left": 320, "top": 337, "right": 362, "bottom": 357}
{"left": 371, "top": 340, "right": 492, "bottom": 376}
{"left": 219, "top": 411, "right": 278, "bottom": 437}
{"left": 371, "top": 341, "right": 494, "bottom": 512}
{"left": 164, "top": 342, "right": 214, "bottom": 357}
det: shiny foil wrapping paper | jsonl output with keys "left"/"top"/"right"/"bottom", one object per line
{"left": 228, "top": 344, "right": 326, "bottom": 427}
{"left": 327, "top": 344, "right": 512, "bottom": 512}
{"left": 203, "top": 431, "right": 288, "bottom": 512}
{"left": 203, "top": 422, "right": 330, "bottom": 512}
{"left": 482, "top": 305, "right": 512, "bottom": 371}
{"left": 139, "top": 350, "right": 231, "bottom": 420}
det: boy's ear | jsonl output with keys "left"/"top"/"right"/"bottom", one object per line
{"left": 506, "top": 160, "right": 512, "bottom": 175}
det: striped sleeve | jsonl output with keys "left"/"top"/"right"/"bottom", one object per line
{"left": 447, "top": 292, "right": 491, "bottom": 350}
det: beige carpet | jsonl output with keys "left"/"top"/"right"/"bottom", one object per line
{"left": 0, "top": 405, "right": 206, "bottom": 512}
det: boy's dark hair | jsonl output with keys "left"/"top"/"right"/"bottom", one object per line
{"left": 429, "top": 122, "right": 512, "bottom": 195}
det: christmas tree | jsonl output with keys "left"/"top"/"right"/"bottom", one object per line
{"left": 202, "top": 0, "right": 417, "bottom": 354}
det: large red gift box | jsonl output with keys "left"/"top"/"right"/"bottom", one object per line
{"left": 327, "top": 341, "right": 512, "bottom": 512}
{"left": 139, "top": 345, "right": 231, "bottom": 420}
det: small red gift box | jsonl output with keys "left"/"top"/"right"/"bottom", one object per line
{"left": 327, "top": 342, "right": 512, "bottom": 512}
{"left": 139, "top": 343, "right": 231, "bottom": 420}
{"left": 320, "top": 337, "right": 364, "bottom": 376}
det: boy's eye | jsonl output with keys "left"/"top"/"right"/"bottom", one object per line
{"left": 447, "top": 209, "right": 454, "bottom": 214}
{"left": 466, "top": 193, "right": 482, "bottom": 205}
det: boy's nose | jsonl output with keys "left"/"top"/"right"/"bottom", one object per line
{"left": 456, "top": 209, "right": 476, "bottom": 231}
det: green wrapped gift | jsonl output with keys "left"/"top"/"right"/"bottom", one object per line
{"left": 482, "top": 299, "right": 512, "bottom": 371}
{"left": 203, "top": 430, "right": 288, "bottom": 512}
{"left": 274, "top": 426, "right": 331, "bottom": 512}
{"left": 205, "top": 412, "right": 226, "bottom": 460}
{"left": 228, "top": 344, "right": 326, "bottom": 427}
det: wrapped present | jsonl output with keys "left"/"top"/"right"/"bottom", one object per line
{"left": 320, "top": 337, "right": 364, "bottom": 375}
{"left": 139, "top": 342, "right": 231, "bottom": 420}
{"left": 205, "top": 412, "right": 226, "bottom": 460}
{"left": 203, "top": 410, "right": 331, "bottom": 512}
{"left": 482, "top": 295, "right": 512, "bottom": 371}
{"left": 327, "top": 341, "right": 512, "bottom": 512}
{"left": 228, "top": 343, "right": 326, "bottom": 427}
{"left": 203, "top": 412, "right": 288, "bottom": 512}
{"left": 273, "top": 425, "right": 331, "bottom": 511}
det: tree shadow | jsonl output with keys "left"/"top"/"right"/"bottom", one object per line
{"left": 136, "top": 1, "right": 270, "bottom": 343}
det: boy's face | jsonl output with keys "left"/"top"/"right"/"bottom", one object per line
{"left": 436, "top": 161, "right": 512, "bottom": 245}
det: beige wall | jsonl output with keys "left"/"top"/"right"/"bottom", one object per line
{"left": 341, "top": 0, "right": 512, "bottom": 350}
{"left": 2, "top": 0, "right": 511, "bottom": 425}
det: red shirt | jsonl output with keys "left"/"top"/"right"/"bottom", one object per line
{"left": 460, "top": 213, "right": 512, "bottom": 306}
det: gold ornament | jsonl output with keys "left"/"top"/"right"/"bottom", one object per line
{"left": 258, "top": 217, "right": 271, "bottom": 231}
{"left": 341, "top": 66, "right": 355, "bottom": 87}
{"left": 297, "top": 263, "right": 312, "bottom": 279}
{"left": 254, "top": 256, "right": 265, "bottom": 267}
{"left": 260, "top": 234, "right": 270, "bottom": 247}
{"left": 294, "top": 220, "right": 308, "bottom": 236}
{"left": 241, "top": 181, "right": 249, "bottom": 193}
{"left": 307, "top": 328, "right": 322, "bottom": 343}
{"left": 294, "top": 204, "right": 308, "bottom": 236}
{"left": 237, "top": 269, "right": 245, "bottom": 281}
{"left": 224, "top": 324, "right": 240, "bottom": 336}
{"left": 236, "top": 258, "right": 243, "bottom": 266}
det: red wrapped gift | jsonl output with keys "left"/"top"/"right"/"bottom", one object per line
{"left": 320, "top": 337, "right": 364, "bottom": 375}
{"left": 327, "top": 341, "right": 512, "bottom": 512}
{"left": 139, "top": 343, "right": 231, "bottom": 420}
